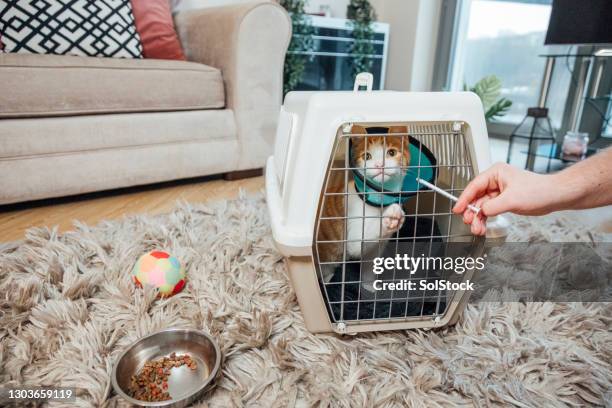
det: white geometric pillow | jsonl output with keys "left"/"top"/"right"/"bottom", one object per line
{"left": 0, "top": 0, "right": 143, "bottom": 58}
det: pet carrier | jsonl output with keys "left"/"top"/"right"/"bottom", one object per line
{"left": 266, "top": 76, "right": 493, "bottom": 334}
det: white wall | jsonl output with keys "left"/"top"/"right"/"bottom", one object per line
{"left": 304, "top": 0, "right": 349, "bottom": 18}
{"left": 171, "top": 0, "right": 443, "bottom": 92}
{"left": 370, "top": 0, "right": 441, "bottom": 91}
{"left": 172, "top": 0, "right": 350, "bottom": 15}
{"left": 172, "top": 0, "right": 256, "bottom": 12}
{"left": 409, "top": 0, "right": 442, "bottom": 91}
{"left": 303, "top": 0, "right": 443, "bottom": 91}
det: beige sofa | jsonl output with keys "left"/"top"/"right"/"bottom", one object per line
{"left": 0, "top": 1, "right": 290, "bottom": 205}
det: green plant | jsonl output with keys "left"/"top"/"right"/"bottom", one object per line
{"left": 279, "top": 0, "right": 315, "bottom": 95}
{"left": 346, "top": 0, "right": 376, "bottom": 76}
{"left": 464, "top": 75, "right": 513, "bottom": 121}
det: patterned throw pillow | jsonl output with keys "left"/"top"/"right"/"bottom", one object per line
{"left": 0, "top": 0, "right": 143, "bottom": 58}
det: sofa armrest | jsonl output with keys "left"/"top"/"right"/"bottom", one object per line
{"left": 175, "top": 1, "right": 291, "bottom": 170}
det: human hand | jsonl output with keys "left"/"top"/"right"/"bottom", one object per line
{"left": 452, "top": 163, "right": 559, "bottom": 236}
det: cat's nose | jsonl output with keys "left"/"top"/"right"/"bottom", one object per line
{"left": 374, "top": 162, "right": 384, "bottom": 168}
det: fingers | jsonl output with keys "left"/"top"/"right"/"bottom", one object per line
{"left": 452, "top": 168, "right": 496, "bottom": 214}
{"left": 470, "top": 212, "right": 481, "bottom": 235}
{"left": 463, "top": 209, "right": 475, "bottom": 225}
{"left": 471, "top": 211, "right": 487, "bottom": 236}
{"left": 452, "top": 162, "right": 513, "bottom": 235}
{"left": 481, "top": 193, "right": 511, "bottom": 217}
{"left": 463, "top": 196, "right": 489, "bottom": 236}
{"left": 472, "top": 196, "right": 489, "bottom": 235}
{"left": 462, "top": 192, "right": 498, "bottom": 225}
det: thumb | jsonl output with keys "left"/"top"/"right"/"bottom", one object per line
{"left": 480, "top": 193, "right": 511, "bottom": 217}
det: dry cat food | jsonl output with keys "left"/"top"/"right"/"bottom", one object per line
{"left": 128, "top": 352, "right": 197, "bottom": 402}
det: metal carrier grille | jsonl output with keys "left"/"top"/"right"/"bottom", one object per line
{"left": 313, "top": 122, "right": 482, "bottom": 327}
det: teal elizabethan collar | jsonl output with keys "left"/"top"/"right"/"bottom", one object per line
{"left": 351, "top": 128, "right": 437, "bottom": 207}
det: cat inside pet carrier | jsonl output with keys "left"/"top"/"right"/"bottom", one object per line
{"left": 266, "top": 74, "right": 495, "bottom": 334}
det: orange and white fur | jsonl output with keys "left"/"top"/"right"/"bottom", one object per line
{"left": 318, "top": 125, "right": 410, "bottom": 277}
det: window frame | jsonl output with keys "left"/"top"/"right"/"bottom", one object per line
{"left": 432, "top": 0, "right": 562, "bottom": 138}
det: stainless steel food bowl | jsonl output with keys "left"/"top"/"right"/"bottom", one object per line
{"left": 112, "top": 328, "right": 221, "bottom": 407}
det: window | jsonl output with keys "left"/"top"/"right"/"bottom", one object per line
{"left": 604, "top": 100, "right": 612, "bottom": 138}
{"left": 443, "top": 0, "right": 570, "bottom": 127}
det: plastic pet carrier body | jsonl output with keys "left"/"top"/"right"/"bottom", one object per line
{"left": 266, "top": 80, "right": 492, "bottom": 334}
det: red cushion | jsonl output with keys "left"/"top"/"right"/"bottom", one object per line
{"left": 131, "top": 0, "right": 186, "bottom": 60}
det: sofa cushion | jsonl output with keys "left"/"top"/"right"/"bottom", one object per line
{"left": 131, "top": 0, "right": 186, "bottom": 60}
{"left": 0, "top": 53, "right": 225, "bottom": 118}
{"left": 0, "top": 109, "right": 236, "bottom": 159}
{"left": 0, "top": 0, "right": 143, "bottom": 58}
{"left": 0, "top": 110, "right": 239, "bottom": 204}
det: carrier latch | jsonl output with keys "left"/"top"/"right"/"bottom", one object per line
{"left": 353, "top": 72, "right": 374, "bottom": 92}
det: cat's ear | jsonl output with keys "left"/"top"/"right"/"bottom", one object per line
{"left": 388, "top": 125, "right": 410, "bottom": 165}
{"left": 350, "top": 124, "right": 367, "bottom": 135}
{"left": 350, "top": 125, "right": 368, "bottom": 154}
{"left": 388, "top": 125, "right": 408, "bottom": 134}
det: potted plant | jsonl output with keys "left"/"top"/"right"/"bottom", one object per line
{"left": 464, "top": 75, "right": 513, "bottom": 121}
{"left": 346, "top": 0, "right": 376, "bottom": 76}
{"left": 279, "top": 0, "right": 315, "bottom": 95}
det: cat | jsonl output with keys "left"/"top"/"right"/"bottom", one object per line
{"left": 317, "top": 125, "right": 411, "bottom": 279}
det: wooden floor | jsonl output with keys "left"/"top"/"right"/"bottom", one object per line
{"left": 1, "top": 173, "right": 610, "bottom": 243}
{"left": 0, "top": 175, "right": 264, "bottom": 243}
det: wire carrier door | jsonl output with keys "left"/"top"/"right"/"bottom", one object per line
{"left": 312, "top": 121, "right": 485, "bottom": 333}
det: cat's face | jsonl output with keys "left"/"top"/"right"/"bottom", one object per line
{"left": 352, "top": 125, "right": 410, "bottom": 183}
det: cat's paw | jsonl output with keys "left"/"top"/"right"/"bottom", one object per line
{"left": 382, "top": 204, "right": 405, "bottom": 235}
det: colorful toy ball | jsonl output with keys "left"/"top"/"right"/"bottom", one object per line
{"left": 132, "top": 251, "right": 185, "bottom": 297}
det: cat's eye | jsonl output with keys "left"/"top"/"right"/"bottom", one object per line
{"left": 387, "top": 149, "right": 397, "bottom": 157}
{"left": 365, "top": 152, "right": 372, "bottom": 160}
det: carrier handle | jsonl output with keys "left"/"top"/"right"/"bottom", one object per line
{"left": 353, "top": 72, "right": 374, "bottom": 92}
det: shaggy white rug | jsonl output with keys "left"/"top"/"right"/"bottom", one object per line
{"left": 0, "top": 194, "right": 610, "bottom": 407}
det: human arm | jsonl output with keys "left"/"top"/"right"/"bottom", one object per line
{"left": 452, "top": 148, "right": 612, "bottom": 235}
